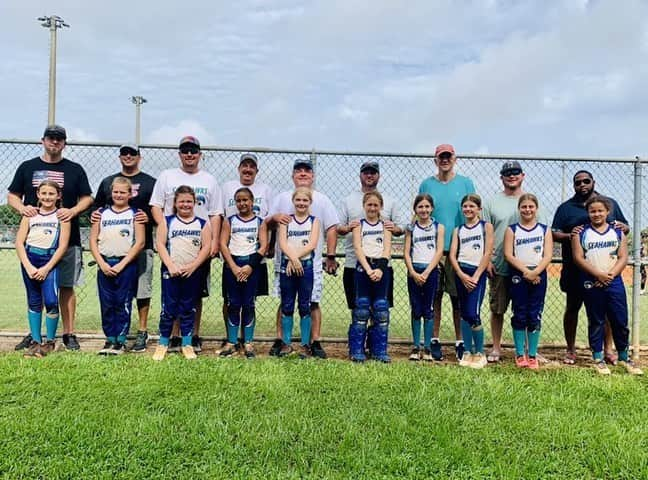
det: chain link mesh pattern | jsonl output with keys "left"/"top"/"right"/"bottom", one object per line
{"left": 1, "top": 140, "right": 645, "bottom": 346}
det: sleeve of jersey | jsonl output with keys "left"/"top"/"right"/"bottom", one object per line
{"left": 7, "top": 162, "right": 26, "bottom": 194}
{"left": 77, "top": 165, "right": 93, "bottom": 196}
{"left": 466, "top": 177, "right": 477, "bottom": 194}
{"left": 149, "top": 173, "right": 166, "bottom": 208}
{"left": 612, "top": 200, "right": 629, "bottom": 224}
{"left": 207, "top": 179, "right": 223, "bottom": 216}
{"left": 93, "top": 179, "right": 108, "bottom": 209}
{"left": 321, "top": 196, "right": 340, "bottom": 230}
{"left": 551, "top": 206, "right": 564, "bottom": 231}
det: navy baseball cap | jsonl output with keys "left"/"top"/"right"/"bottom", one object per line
{"left": 500, "top": 160, "right": 523, "bottom": 175}
{"left": 293, "top": 158, "right": 313, "bottom": 170}
{"left": 43, "top": 124, "right": 67, "bottom": 140}
{"left": 360, "top": 161, "right": 379, "bottom": 173}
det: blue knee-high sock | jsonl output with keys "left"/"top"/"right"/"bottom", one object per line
{"left": 411, "top": 316, "right": 421, "bottom": 348}
{"left": 423, "top": 318, "right": 433, "bottom": 349}
{"left": 159, "top": 336, "right": 170, "bottom": 347}
{"left": 182, "top": 335, "right": 192, "bottom": 347}
{"left": 460, "top": 319, "right": 473, "bottom": 354}
{"left": 28, "top": 310, "right": 42, "bottom": 344}
{"left": 619, "top": 349, "right": 629, "bottom": 362}
{"left": 107, "top": 336, "right": 117, "bottom": 344}
{"left": 513, "top": 329, "right": 526, "bottom": 357}
{"left": 281, "top": 315, "right": 293, "bottom": 345}
{"left": 472, "top": 324, "right": 484, "bottom": 354}
{"left": 300, "top": 315, "right": 312, "bottom": 346}
{"left": 226, "top": 323, "right": 238, "bottom": 344}
{"left": 242, "top": 307, "right": 255, "bottom": 343}
{"left": 45, "top": 313, "right": 58, "bottom": 341}
{"left": 527, "top": 328, "right": 540, "bottom": 357}
{"left": 117, "top": 334, "right": 127, "bottom": 345}
{"left": 593, "top": 351, "right": 603, "bottom": 361}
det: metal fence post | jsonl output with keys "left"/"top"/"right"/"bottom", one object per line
{"left": 632, "top": 156, "right": 643, "bottom": 361}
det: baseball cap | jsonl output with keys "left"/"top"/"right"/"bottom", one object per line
{"left": 178, "top": 136, "right": 200, "bottom": 148}
{"left": 435, "top": 144, "right": 455, "bottom": 156}
{"left": 239, "top": 153, "right": 258, "bottom": 166}
{"left": 119, "top": 144, "right": 140, "bottom": 155}
{"left": 43, "top": 124, "right": 67, "bottom": 140}
{"left": 360, "top": 161, "right": 380, "bottom": 173}
{"left": 293, "top": 158, "right": 313, "bottom": 170}
{"left": 500, "top": 160, "right": 523, "bottom": 175}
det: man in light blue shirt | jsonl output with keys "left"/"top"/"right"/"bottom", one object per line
{"left": 418, "top": 144, "right": 476, "bottom": 361}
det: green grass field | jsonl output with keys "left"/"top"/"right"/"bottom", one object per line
{"left": 0, "top": 249, "right": 646, "bottom": 345}
{"left": 1, "top": 353, "right": 647, "bottom": 479}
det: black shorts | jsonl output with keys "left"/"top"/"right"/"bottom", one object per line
{"left": 343, "top": 266, "right": 394, "bottom": 310}
{"left": 221, "top": 262, "right": 269, "bottom": 300}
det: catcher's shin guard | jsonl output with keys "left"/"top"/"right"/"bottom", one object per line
{"left": 371, "top": 299, "right": 391, "bottom": 363}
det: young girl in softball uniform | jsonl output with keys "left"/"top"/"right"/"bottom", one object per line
{"left": 403, "top": 193, "right": 443, "bottom": 361}
{"left": 15, "top": 180, "right": 70, "bottom": 358}
{"left": 90, "top": 177, "right": 145, "bottom": 355}
{"left": 449, "top": 194, "right": 493, "bottom": 368}
{"left": 220, "top": 187, "right": 268, "bottom": 358}
{"left": 153, "top": 185, "right": 211, "bottom": 361}
{"left": 349, "top": 191, "right": 393, "bottom": 363}
{"left": 503, "top": 194, "right": 552, "bottom": 370}
{"left": 277, "top": 187, "right": 320, "bottom": 358}
{"left": 572, "top": 196, "right": 642, "bottom": 375}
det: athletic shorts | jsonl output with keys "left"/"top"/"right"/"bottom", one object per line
{"left": 273, "top": 269, "right": 323, "bottom": 303}
{"left": 58, "top": 246, "right": 83, "bottom": 288}
{"left": 436, "top": 255, "right": 458, "bottom": 298}
{"left": 136, "top": 249, "right": 154, "bottom": 300}
{"left": 343, "top": 266, "right": 394, "bottom": 309}
{"left": 221, "top": 262, "right": 269, "bottom": 299}
{"left": 489, "top": 274, "right": 511, "bottom": 315}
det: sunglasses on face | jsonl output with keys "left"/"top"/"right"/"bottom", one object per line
{"left": 438, "top": 153, "right": 453, "bottom": 160}
{"left": 179, "top": 146, "right": 200, "bottom": 155}
{"left": 502, "top": 169, "right": 522, "bottom": 176}
{"left": 574, "top": 178, "right": 592, "bottom": 186}
{"left": 120, "top": 149, "right": 138, "bottom": 157}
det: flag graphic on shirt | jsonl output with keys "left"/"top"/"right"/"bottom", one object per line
{"left": 32, "top": 170, "right": 65, "bottom": 188}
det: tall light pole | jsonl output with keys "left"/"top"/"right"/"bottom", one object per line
{"left": 37, "top": 15, "right": 69, "bottom": 125}
{"left": 131, "top": 96, "right": 148, "bottom": 145}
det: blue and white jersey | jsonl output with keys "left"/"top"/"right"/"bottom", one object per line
{"left": 410, "top": 220, "right": 439, "bottom": 264}
{"left": 166, "top": 215, "right": 207, "bottom": 266}
{"left": 26, "top": 209, "right": 60, "bottom": 250}
{"left": 98, "top": 207, "right": 137, "bottom": 257}
{"left": 579, "top": 224, "right": 621, "bottom": 273}
{"left": 511, "top": 222, "right": 547, "bottom": 267}
{"left": 284, "top": 214, "right": 315, "bottom": 262}
{"left": 360, "top": 219, "right": 385, "bottom": 259}
{"left": 227, "top": 214, "right": 262, "bottom": 256}
{"left": 456, "top": 221, "right": 486, "bottom": 267}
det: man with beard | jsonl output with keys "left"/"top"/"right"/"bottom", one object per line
{"left": 552, "top": 170, "right": 628, "bottom": 365}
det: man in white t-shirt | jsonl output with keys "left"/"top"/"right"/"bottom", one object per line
{"left": 266, "top": 158, "right": 339, "bottom": 358}
{"left": 150, "top": 136, "right": 223, "bottom": 353}
{"left": 220, "top": 153, "right": 274, "bottom": 349}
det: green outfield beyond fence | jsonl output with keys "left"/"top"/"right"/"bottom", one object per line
{"left": 0, "top": 139, "right": 646, "bottom": 347}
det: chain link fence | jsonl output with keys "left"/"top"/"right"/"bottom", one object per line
{"left": 1, "top": 139, "right": 646, "bottom": 347}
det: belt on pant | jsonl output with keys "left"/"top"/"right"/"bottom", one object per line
{"left": 26, "top": 245, "right": 57, "bottom": 256}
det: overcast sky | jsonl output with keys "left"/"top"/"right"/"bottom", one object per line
{"left": 1, "top": 0, "right": 646, "bottom": 157}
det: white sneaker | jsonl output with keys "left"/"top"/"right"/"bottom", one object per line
{"left": 470, "top": 352, "right": 488, "bottom": 369}
{"left": 619, "top": 360, "right": 644, "bottom": 375}
{"left": 182, "top": 345, "right": 197, "bottom": 360}
{"left": 458, "top": 353, "right": 473, "bottom": 367}
{"left": 152, "top": 345, "right": 168, "bottom": 361}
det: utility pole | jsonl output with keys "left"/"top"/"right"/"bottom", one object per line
{"left": 37, "top": 15, "right": 69, "bottom": 124}
{"left": 131, "top": 96, "right": 148, "bottom": 145}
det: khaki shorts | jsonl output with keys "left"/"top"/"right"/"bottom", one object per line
{"left": 489, "top": 274, "right": 511, "bottom": 315}
{"left": 136, "top": 249, "right": 154, "bottom": 300}
{"left": 58, "top": 246, "right": 83, "bottom": 288}
{"left": 437, "top": 255, "right": 458, "bottom": 298}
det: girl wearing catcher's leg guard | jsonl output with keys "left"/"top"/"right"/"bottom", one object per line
{"left": 450, "top": 194, "right": 493, "bottom": 369}
{"left": 16, "top": 181, "right": 70, "bottom": 358}
{"left": 503, "top": 193, "right": 552, "bottom": 370}
{"left": 349, "top": 191, "right": 392, "bottom": 363}
{"left": 404, "top": 194, "right": 443, "bottom": 362}
{"left": 220, "top": 187, "right": 268, "bottom": 358}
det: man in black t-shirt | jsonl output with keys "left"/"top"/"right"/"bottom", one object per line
{"left": 8, "top": 125, "right": 93, "bottom": 351}
{"left": 93, "top": 144, "right": 156, "bottom": 352}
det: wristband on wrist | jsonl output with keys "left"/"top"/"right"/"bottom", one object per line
{"left": 326, "top": 254, "right": 336, "bottom": 261}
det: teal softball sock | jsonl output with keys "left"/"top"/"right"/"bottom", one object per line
{"left": 182, "top": 335, "right": 192, "bottom": 347}
{"left": 513, "top": 329, "right": 526, "bottom": 357}
{"left": 411, "top": 317, "right": 421, "bottom": 348}
{"left": 281, "top": 315, "right": 293, "bottom": 345}
{"left": 423, "top": 318, "right": 433, "bottom": 348}
{"left": 117, "top": 334, "right": 127, "bottom": 345}
{"left": 107, "top": 336, "right": 117, "bottom": 344}
{"left": 618, "top": 349, "right": 629, "bottom": 362}
{"left": 226, "top": 324, "right": 238, "bottom": 344}
{"left": 159, "top": 336, "right": 170, "bottom": 347}
{"left": 28, "top": 310, "right": 42, "bottom": 344}
{"left": 300, "top": 315, "right": 312, "bottom": 347}
{"left": 527, "top": 328, "right": 540, "bottom": 357}
{"left": 243, "top": 323, "right": 254, "bottom": 344}
{"left": 472, "top": 324, "right": 485, "bottom": 354}
{"left": 593, "top": 351, "right": 603, "bottom": 361}
{"left": 45, "top": 314, "right": 58, "bottom": 341}
{"left": 460, "top": 319, "right": 473, "bottom": 354}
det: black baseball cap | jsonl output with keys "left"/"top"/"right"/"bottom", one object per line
{"left": 500, "top": 160, "right": 523, "bottom": 175}
{"left": 360, "top": 161, "right": 379, "bottom": 173}
{"left": 43, "top": 124, "right": 67, "bottom": 140}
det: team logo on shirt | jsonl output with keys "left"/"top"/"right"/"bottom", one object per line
{"left": 120, "top": 229, "right": 130, "bottom": 237}
{"left": 247, "top": 235, "right": 256, "bottom": 244}
{"left": 533, "top": 245, "right": 542, "bottom": 253}
{"left": 192, "top": 239, "right": 201, "bottom": 247}
{"left": 376, "top": 238, "right": 383, "bottom": 244}
{"left": 511, "top": 276, "right": 522, "bottom": 284}
{"left": 302, "top": 239, "right": 308, "bottom": 247}
{"left": 472, "top": 244, "right": 481, "bottom": 250}
{"left": 44, "top": 229, "right": 53, "bottom": 235}
{"left": 427, "top": 242, "right": 435, "bottom": 249}
{"left": 583, "top": 281, "right": 594, "bottom": 290}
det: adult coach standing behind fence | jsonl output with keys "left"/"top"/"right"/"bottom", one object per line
{"left": 94, "top": 144, "right": 157, "bottom": 352}
{"left": 418, "top": 144, "right": 475, "bottom": 361}
{"left": 552, "top": 170, "right": 629, "bottom": 365}
{"left": 150, "top": 136, "right": 223, "bottom": 352}
{"left": 8, "top": 125, "right": 93, "bottom": 351}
